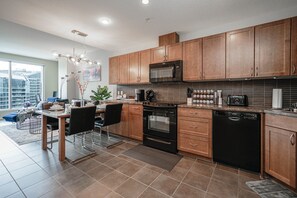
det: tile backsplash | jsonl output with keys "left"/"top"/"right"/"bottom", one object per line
{"left": 117, "top": 78, "right": 297, "bottom": 108}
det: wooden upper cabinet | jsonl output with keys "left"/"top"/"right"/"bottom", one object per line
{"left": 166, "top": 43, "right": 183, "bottom": 61}
{"left": 119, "top": 54, "right": 129, "bottom": 84}
{"left": 139, "top": 49, "right": 150, "bottom": 83}
{"left": 226, "top": 27, "right": 255, "bottom": 79}
{"left": 292, "top": 17, "right": 297, "bottom": 76}
{"left": 128, "top": 52, "right": 140, "bottom": 84}
{"left": 182, "top": 39, "right": 203, "bottom": 81}
{"left": 109, "top": 56, "right": 119, "bottom": 84}
{"left": 255, "top": 19, "right": 291, "bottom": 77}
{"left": 151, "top": 43, "right": 182, "bottom": 63}
{"left": 203, "top": 33, "right": 226, "bottom": 80}
{"left": 151, "top": 46, "right": 166, "bottom": 63}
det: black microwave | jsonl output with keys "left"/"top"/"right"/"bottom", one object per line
{"left": 149, "top": 60, "right": 183, "bottom": 83}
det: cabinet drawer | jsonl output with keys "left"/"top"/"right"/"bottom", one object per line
{"left": 266, "top": 114, "right": 297, "bottom": 132}
{"left": 178, "top": 133, "right": 212, "bottom": 158}
{"left": 179, "top": 118, "right": 211, "bottom": 137}
{"left": 129, "top": 104, "right": 143, "bottom": 115}
{"left": 178, "top": 108, "right": 212, "bottom": 119}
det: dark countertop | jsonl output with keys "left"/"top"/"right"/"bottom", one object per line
{"left": 264, "top": 109, "right": 297, "bottom": 118}
{"left": 107, "top": 99, "right": 143, "bottom": 105}
{"left": 178, "top": 104, "right": 266, "bottom": 113}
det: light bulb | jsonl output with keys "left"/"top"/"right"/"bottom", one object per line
{"left": 80, "top": 54, "right": 85, "bottom": 58}
{"left": 88, "top": 61, "right": 92, "bottom": 65}
{"left": 142, "top": 0, "right": 149, "bottom": 4}
{"left": 52, "top": 51, "right": 59, "bottom": 57}
{"left": 97, "top": 62, "right": 101, "bottom": 65}
{"left": 70, "top": 57, "right": 76, "bottom": 62}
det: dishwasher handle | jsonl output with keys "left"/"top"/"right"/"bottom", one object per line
{"left": 228, "top": 117, "right": 241, "bottom": 122}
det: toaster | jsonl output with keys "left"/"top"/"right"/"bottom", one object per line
{"left": 227, "top": 95, "right": 248, "bottom": 106}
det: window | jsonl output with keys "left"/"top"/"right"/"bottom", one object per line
{"left": 0, "top": 60, "right": 43, "bottom": 110}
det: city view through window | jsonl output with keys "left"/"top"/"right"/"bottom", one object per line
{"left": 0, "top": 61, "right": 43, "bottom": 110}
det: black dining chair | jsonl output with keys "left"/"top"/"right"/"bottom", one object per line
{"left": 42, "top": 102, "right": 66, "bottom": 149}
{"left": 93, "top": 103, "right": 123, "bottom": 144}
{"left": 66, "top": 105, "right": 97, "bottom": 152}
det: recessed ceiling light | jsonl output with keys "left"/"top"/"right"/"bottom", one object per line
{"left": 142, "top": 0, "right": 149, "bottom": 5}
{"left": 99, "top": 17, "right": 112, "bottom": 25}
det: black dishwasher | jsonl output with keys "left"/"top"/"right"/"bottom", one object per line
{"left": 213, "top": 111, "right": 260, "bottom": 172}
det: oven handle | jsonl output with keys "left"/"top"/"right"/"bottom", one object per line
{"left": 146, "top": 137, "right": 172, "bottom": 145}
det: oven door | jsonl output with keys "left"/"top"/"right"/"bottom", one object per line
{"left": 143, "top": 106, "right": 177, "bottom": 140}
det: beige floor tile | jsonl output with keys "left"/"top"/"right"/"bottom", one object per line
{"left": 76, "top": 182, "right": 111, "bottom": 198}
{"left": 207, "top": 179, "right": 238, "bottom": 198}
{"left": 205, "top": 193, "right": 219, "bottom": 198}
{"left": 16, "top": 169, "right": 50, "bottom": 189}
{"left": 239, "top": 169, "right": 261, "bottom": 180}
{"left": 40, "top": 186, "right": 72, "bottom": 198}
{"left": 238, "top": 175, "right": 259, "bottom": 192}
{"left": 0, "top": 173, "right": 14, "bottom": 186}
{"left": 93, "top": 151, "right": 115, "bottom": 163}
{"left": 182, "top": 171, "right": 210, "bottom": 191}
{"left": 132, "top": 167, "right": 160, "bottom": 185}
{"left": 238, "top": 188, "right": 260, "bottom": 198}
{"left": 163, "top": 166, "right": 188, "bottom": 181}
{"left": 144, "top": 164, "right": 164, "bottom": 173}
{"left": 216, "top": 163, "right": 239, "bottom": 174}
{"left": 106, "top": 147, "right": 125, "bottom": 156}
{"left": 139, "top": 187, "right": 169, "bottom": 198}
{"left": 86, "top": 164, "right": 114, "bottom": 181}
{"left": 42, "top": 161, "right": 73, "bottom": 176}
{"left": 175, "top": 157, "right": 195, "bottom": 170}
{"left": 128, "top": 158, "right": 147, "bottom": 167}
{"left": 190, "top": 162, "right": 214, "bottom": 177}
{"left": 100, "top": 171, "right": 129, "bottom": 190}
{"left": 105, "top": 191, "right": 124, "bottom": 198}
{"left": 104, "top": 157, "right": 128, "bottom": 169}
{"left": 151, "top": 174, "right": 180, "bottom": 196}
{"left": 74, "top": 158, "right": 101, "bottom": 172}
{"left": 115, "top": 178, "right": 147, "bottom": 198}
{"left": 5, "top": 158, "right": 35, "bottom": 172}
{"left": 23, "top": 178, "right": 61, "bottom": 198}
{"left": 53, "top": 167, "right": 84, "bottom": 184}
{"left": 62, "top": 174, "right": 96, "bottom": 195}
{"left": 10, "top": 163, "right": 42, "bottom": 180}
{"left": 0, "top": 181, "right": 20, "bottom": 198}
{"left": 172, "top": 183, "right": 205, "bottom": 198}
{"left": 6, "top": 191, "right": 26, "bottom": 198}
{"left": 116, "top": 162, "right": 142, "bottom": 177}
{"left": 212, "top": 168, "right": 239, "bottom": 186}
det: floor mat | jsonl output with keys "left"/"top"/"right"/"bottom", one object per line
{"left": 123, "top": 144, "right": 182, "bottom": 171}
{"left": 246, "top": 179, "right": 297, "bottom": 198}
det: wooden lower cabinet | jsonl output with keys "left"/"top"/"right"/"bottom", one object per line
{"left": 178, "top": 108, "right": 212, "bottom": 158}
{"left": 265, "top": 114, "right": 297, "bottom": 188}
{"left": 128, "top": 104, "right": 143, "bottom": 141}
{"left": 108, "top": 104, "right": 129, "bottom": 137}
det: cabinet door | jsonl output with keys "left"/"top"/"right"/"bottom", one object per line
{"left": 183, "top": 39, "right": 202, "bottom": 81}
{"left": 119, "top": 54, "right": 129, "bottom": 84}
{"left": 151, "top": 46, "right": 166, "bottom": 63}
{"left": 109, "top": 57, "right": 119, "bottom": 84}
{"left": 128, "top": 52, "right": 140, "bottom": 84}
{"left": 108, "top": 104, "right": 129, "bottom": 137}
{"left": 166, "top": 43, "right": 183, "bottom": 61}
{"left": 226, "top": 27, "right": 255, "bottom": 78}
{"left": 128, "top": 105, "right": 143, "bottom": 141}
{"left": 292, "top": 17, "right": 297, "bottom": 76}
{"left": 203, "top": 33, "right": 226, "bottom": 80}
{"left": 255, "top": 19, "right": 291, "bottom": 77}
{"left": 265, "top": 126, "right": 296, "bottom": 188}
{"left": 139, "top": 49, "right": 150, "bottom": 83}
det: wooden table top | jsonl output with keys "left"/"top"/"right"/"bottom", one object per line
{"left": 35, "top": 108, "right": 105, "bottom": 119}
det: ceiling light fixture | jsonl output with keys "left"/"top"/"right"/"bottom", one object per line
{"left": 99, "top": 17, "right": 112, "bottom": 25}
{"left": 142, "top": 0, "right": 150, "bottom": 4}
{"left": 52, "top": 30, "right": 100, "bottom": 66}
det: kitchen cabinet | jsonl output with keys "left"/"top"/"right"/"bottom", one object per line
{"left": 182, "top": 39, "right": 203, "bottom": 81}
{"left": 226, "top": 27, "right": 255, "bottom": 78}
{"left": 129, "top": 50, "right": 150, "bottom": 84}
{"left": 255, "top": 19, "right": 291, "bottom": 77}
{"left": 129, "top": 104, "right": 143, "bottom": 141}
{"left": 265, "top": 114, "right": 297, "bottom": 188}
{"left": 109, "top": 56, "right": 119, "bottom": 84}
{"left": 108, "top": 104, "right": 129, "bottom": 137}
{"left": 202, "top": 33, "right": 226, "bottom": 80}
{"left": 151, "top": 43, "right": 182, "bottom": 63}
{"left": 119, "top": 54, "right": 129, "bottom": 84}
{"left": 292, "top": 17, "right": 297, "bottom": 75}
{"left": 178, "top": 108, "right": 212, "bottom": 158}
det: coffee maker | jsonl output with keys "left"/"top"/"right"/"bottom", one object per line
{"left": 135, "top": 89, "right": 145, "bottom": 101}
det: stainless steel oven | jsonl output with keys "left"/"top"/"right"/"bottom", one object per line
{"left": 143, "top": 103, "right": 178, "bottom": 153}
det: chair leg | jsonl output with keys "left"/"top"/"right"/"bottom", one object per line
{"left": 92, "top": 128, "right": 102, "bottom": 146}
{"left": 47, "top": 126, "right": 53, "bottom": 149}
{"left": 82, "top": 131, "right": 95, "bottom": 152}
{"left": 106, "top": 126, "right": 110, "bottom": 140}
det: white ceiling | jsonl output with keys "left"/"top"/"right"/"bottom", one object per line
{"left": 1, "top": 0, "right": 297, "bottom": 60}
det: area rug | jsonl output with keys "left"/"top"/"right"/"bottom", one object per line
{"left": 246, "top": 179, "right": 297, "bottom": 198}
{"left": 123, "top": 144, "right": 182, "bottom": 171}
{"left": 0, "top": 123, "right": 58, "bottom": 145}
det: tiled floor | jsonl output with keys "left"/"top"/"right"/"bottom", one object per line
{"left": 0, "top": 131, "right": 262, "bottom": 198}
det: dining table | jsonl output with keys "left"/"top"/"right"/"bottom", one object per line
{"left": 35, "top": 107, "right": 105, "bottom": 161}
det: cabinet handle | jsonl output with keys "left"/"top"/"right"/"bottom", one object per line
{"left": 190, "top": 125, "right": 198, "bottom": 129}
{"left": 255, "top": 67, "right": 258, "bottom": 76}
{"left": 290, "top": 134, "right": 295, "bottom": 145}
{"left": 251, "top": 67, "right": 254, "bottom": 77}
{"left": 189, "top": 142, "right": 198, "bottom": 147}
{"left": 293, "top": 64, "right": 296, "bottom": 75}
